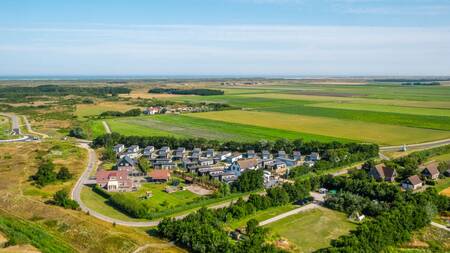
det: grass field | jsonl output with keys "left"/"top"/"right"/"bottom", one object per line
{"left": 188, "top": 110, "right": 450, "bottom": 145}
{"left": 80, "top": 187, "right": 147, "bottom": 222}
{"left": 75, "top": 101, "right": 140, "bottom": 118}
{"left": 129, "top": 181, "right": 201, "bottom": 211}
{"left": 229, "top": 204, "right": 298, "bottom": 229}
{"left": 102, "top": 115, "right": 349, "bottom": 142}
{"left": 265, "top": 207, "right": 357, "bottom": 253}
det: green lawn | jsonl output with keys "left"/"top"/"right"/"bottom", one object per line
{"left": 229, "top": 204, "right": 298, "bottom": 229}
{"left": 128, "top": 181, "right": 201, "bottom": 212}
{"left": 80, "top": 186, "right": 147, "bottom": 222}
{"left": 265, "top": 207, "right": 357, "bottom": 253}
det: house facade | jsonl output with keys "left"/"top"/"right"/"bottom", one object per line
{"left": 402, "top": 175, "right": 423, "bottom": 190}
{"left": 96, "top": 170, "right": 134, "bottom": 192}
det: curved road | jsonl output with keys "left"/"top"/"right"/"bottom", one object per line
{"left": 72, "top": 137, "right": 450, "bottom": 228}
{"left": 72, "top": 142, "right": 252, "bottom": 227}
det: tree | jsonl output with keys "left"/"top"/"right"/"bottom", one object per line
{"left": 216, "top": 183, "right": 231, "bottom": 197}
{"left": 362, "top": 159, "right": 376, "bottom": 172}
{"left": 102, "top": 145, "right": 117, "bottom": 162}
{"left": 246, "top": 219, "right": 259, "bottom": 235}
{"left": 52, "top": 189, "right": 79, "bottom": 210}
{"left": 68, "top": 127, "right": 87, "bottom": 139}
{"left": 138, "top": 157, "right": 150, "bottom": 173}
{"left": 31, "top": 160, "right": 57, "bottom": 187}
{"left": 232, "top": 170, "right": 264, "bottom": 192}
{"left": 56, "top": 167, "right": 72, "bottom": 181}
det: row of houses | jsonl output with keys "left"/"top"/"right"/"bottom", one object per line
{"left": 143, "top": 104, "right": 224, "bottom": 115}
{"left": 369, "top": 162, "right": 441, "bottom": 191}
{"left": 97, "top": 144, "right": 322, "bottom": 191}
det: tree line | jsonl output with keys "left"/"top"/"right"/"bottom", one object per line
{"left": 148, "top": 88, "right": 224, "bottom": 96}
{"left": 0, "top": 85, "right": 131, "bottom": 98}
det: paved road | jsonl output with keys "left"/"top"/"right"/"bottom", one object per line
{"left": 102, "top": 121, "right": 111, "bottom": 134}
{"left": 380, "top": 139, "right": 450, "bottom": 152}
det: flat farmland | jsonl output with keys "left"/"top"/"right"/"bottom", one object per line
{"left": 87, "top": 83, "right": 450, "bottom": 146}
{"left": 187, "top": 110, "right": 450, "bottom": 145}
{"left": 75, "top": 101, "right": 140, "bottom": 118}
{"left": 308, "top": 102, "right": 450, "bottom": 117}
{"left": 265, "top": 207, "right": 356, "bottom": 253}
{"left": 102, "top": 115, "right": 348, "bottom": 142}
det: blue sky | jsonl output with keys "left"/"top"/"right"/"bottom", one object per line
{"left": 1, "top": 0, "right": 450, "bottom": 76}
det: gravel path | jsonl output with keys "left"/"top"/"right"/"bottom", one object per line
{"left": 259, "top": 203, "right": 320, "bottom": 226}
{"left": 102, "top": 121, "right": 112, "bottom": 134}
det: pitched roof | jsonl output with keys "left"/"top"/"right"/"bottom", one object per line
{"left": 149, "top": 169, "right": 171, "bottom": 180}
{"left": 236, "top": 158, "right": 258, "bottom": 170}
{"left": 421, "top": 162, "right": 440, "bottom": 176}
{"left": 406, "top": 175, "right": 422, "bottom": 185}
{"left": 372, "top": 164, "right": 396, "bottom": 179}
{"left": 118, "top": 156, "right": 135, "bottom": 166}
{"left": 96, "top": 170, "right": 130, "bottom": 185}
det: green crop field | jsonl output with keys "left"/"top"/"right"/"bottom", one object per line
{"left": 102, "top": 115, "right": 348, "bottom": 142}
{"left": 87, "top": 82, "right": 450, "bottom": 146}
{"left": 188, "top": 110, "right": 450, "bottom": 145}
{"left": 265, "top": 207, "right": 357, "bottom": 253}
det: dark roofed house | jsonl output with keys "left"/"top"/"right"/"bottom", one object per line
{"left": 149, "top": 169, "right": 171, "bottom": 182}
{"left": 246, "top": 150, "right": 256, "bottom": 159}
{"left": 369, "top": 164, "right": 397, "bottom": 182}
{"left": 293, "top": 151, "right": 301, "bottom": 161}
{"left": 421, "top": 162, "right": 440, "bottom": 180}
{"left": 113, "top": 144, "right": 125, "bottom": 154}
{"left": 117, "top": 156, "right": 136, "bottom": 172}
{"left": 277, "top": 150, "right": 286, "bottom": 158}
{"left": 227, "top": 158, "right": 259, "bottom": 176}
{"left": 143, "top": 146, "right": 155, "bottom": 157}
{"left": 402, "top": 175, "right": 423, "bottom": 191}
{"left": 205, "top": 149, "right": 215, "bottom": 158}
{"left": 262, "top": 150, "right": 272, "bottom": 160}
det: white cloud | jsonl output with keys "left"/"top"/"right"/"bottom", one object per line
{"left": 0, "top": 24, "right": 449, "bottom": 76}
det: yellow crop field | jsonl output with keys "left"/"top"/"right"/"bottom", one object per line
{"left": 188, "top": 110, "right": 450, "bottom": 145}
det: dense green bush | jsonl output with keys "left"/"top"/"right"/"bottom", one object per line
{"left": 149, "top": 88, "right": 224, "bottom": 96}
{"left": 52, "top": 189, "right": 79, "bottom": 210}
